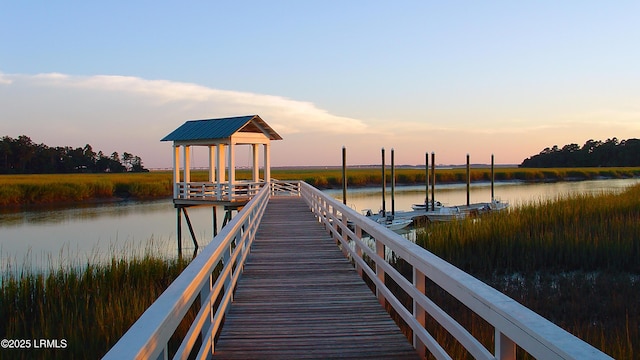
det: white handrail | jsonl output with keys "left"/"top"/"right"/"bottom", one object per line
{"left": 298, "top": 181, "right": 612, "bottom": 360}
{"left": 105, "top": 180, "right": 611, "bottom": 360}
{"left": 103, "top": 184, "right": 272, "bottom": 360}
{"left": 177, "top": 181, "right": 265, "bottom": 200}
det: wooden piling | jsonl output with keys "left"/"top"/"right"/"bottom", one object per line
{"left": 491, "top": 154, "right": 495, "bottom": 202}
{"left": 381, "top": 148, "right": 386, "bottom": 215}
{"left": 342, "top": 146, "right": 347, "bottom": 205}
{"left": 431, "top": 152, "right": 435, "bottom": 211}
{"left": 177, "top": 207, "right": 182, "bottom": 256}
{"left": 466, "top": 154, "right": 470, "bottom": 206}
{"left": 391, "top": 148, "right": 395, "bottom": 216}
{"left": 425, "top": 152, "right": 429, "bottom": 210}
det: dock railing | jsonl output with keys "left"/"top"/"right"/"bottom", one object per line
{"left": 298, "top": 181, "right": 611, "bottom": 360}
{"left": 105, "top": 180, "right": 611, "bottom": 360}
{"left": 103, "top": 182, "right": 274, "bottom": 360}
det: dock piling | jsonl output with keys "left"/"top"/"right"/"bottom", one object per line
{"left": 391, "top": 148, "right": 395, "bottom": 216}
{"left": 466, "top": 154, "right": 470, "bottom": 206}
{"left": 381, "top": 148, "right": 386, "bottom": 215}
{"left": 491, "top": 154, "right": 495, "bottom": 202}
{"left": 342, "top": 146, "right": 347, "bottom": 205}
{"left": 431, "top": 152, "right": 435, "bottom": 211}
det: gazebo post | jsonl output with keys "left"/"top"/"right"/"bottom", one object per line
{"left": 228, "top": 140, "right": 235, "bottom": 200}
{"left": 217, "top": 143, "right": 225, "bottom": 200}
{"left": 183, "top": 145, "right": 191, "bottom": 185}
{"left": 208, "top": 145, "right": 215, "bottom": 183}
{"left": 252, "top": 144, "right": 260, "bottom": 182}
{"left": 173, "top": 145, "right": 180, "bottom": 198}
{"left": 264, "top": 143, "right": 271, "bottom": 183}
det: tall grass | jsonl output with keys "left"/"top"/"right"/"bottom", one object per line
{"left": 412, "top": 183, "right": 640, "bottom": 359}
{"left": 0, "top": 239, "right": 195, "bottom": 359}
{"left": 3, "top": 167, "right": 639, "bottom": 206}
{"left": 0, "top": 173, "right": 173, "bottom": 206}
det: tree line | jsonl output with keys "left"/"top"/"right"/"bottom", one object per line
{"left": 520, "top": 138, "right": 640, "bottom": 168}
{"left": 0, "top": 135, "right": 148, "bottom": 174}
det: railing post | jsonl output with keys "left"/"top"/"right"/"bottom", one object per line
{"left": 355, "top": 226, "right": 363, "bottom": 277}
{"left": 413, "top": 267, "right": 427, "bottom": 358}
{"left": 200, "top": 273, "right": 213, "bottom": 356}
{"left": 375, "top": 239, "right": 386, "bottom": 306}
{"left": 223, "top": 241, "right": 233, "bottom": 307}
{"left": 496, "top": 330, "right": 516, "bottom": 360}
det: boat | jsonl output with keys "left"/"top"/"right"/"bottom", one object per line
{"left": 380, "top": 217, "right": 413, "bottom": 231}
{"left": 363, "top": 209, "right": 413, "bottom": 231}
{"left": 488, "top": 198, "right": 509, "bottom": 211}
{"left": 411, "top": 200, "right": 443, "bottom": 211}
{"left": 424, "top": 206, "right": 466, "bottom": 222}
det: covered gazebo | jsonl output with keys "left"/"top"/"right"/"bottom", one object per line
{"left": 161, "top": 115, "right": 282, "bottom": 204}
{"left": 161, "top": 115, "right": 282, "bottom": 252}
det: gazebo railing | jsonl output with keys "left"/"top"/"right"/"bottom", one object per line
{"left": 176, "top": 181, "right": 265, "bottom": 201}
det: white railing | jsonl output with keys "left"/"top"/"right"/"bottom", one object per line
{"left": 176, "top": 181, "right": 265, "bottom": 201}
{"left": 270, "top": 179, "right": 302, "bottom": 196}
{"left": 103, "top": 184, "right": 271, "bottom": 360}
{"left": 298, "top": 181, "right": 612, "bottom": 360}
{"left": 105, "top": 180, "right": 611, "bottom": 360}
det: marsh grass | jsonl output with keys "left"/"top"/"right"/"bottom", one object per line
{"left": 0, "top": 173, "right": 173, "bottom": 206}
{"left": 409, "top": 183, "right": 640, "bottom": 359}
{"left": 2, "top": 167, "right": 639, "bottom": 206}
{"left": 0, "top": 238, "right": 195, "bottom": 359}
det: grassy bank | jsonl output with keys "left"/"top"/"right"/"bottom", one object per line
{"left": 410, "top": 183, "right": 640, "bottom": 358}
{"left": 2, "top": 167, "right": 639, "bottom": 206}
{"left": 0, "top": 252, "right": 194, "bottom": 359}
{"left": 0, "top": 173, "right": 173, "bottom": 206}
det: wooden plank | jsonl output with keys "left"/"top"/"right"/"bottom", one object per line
{"left": 214, "top": 197, "right": 419, "bottom": 359}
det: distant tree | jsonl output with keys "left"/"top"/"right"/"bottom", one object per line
{"left": 0, "top": 135, "right": 147, "bottom": 174}
{"left": 521, "top": 137, "right": 640, "bottom": 167}
{"left": 122, "top": 152, "right": 133, "bottom": 172}
{"left": 108, "top": 152, "right": 126, "bottom": 173}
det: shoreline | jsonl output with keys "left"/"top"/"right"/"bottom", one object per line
{"left": 1, "top": 167, "right": 639, "bottom": 208}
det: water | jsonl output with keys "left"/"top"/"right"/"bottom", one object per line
{"left": 1, "top": 178, "right": 638, "bottom": 270}
{"left": 326, "top": 178, "right": 640, "bottom": 213}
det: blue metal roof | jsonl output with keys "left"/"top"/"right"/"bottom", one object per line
{"left": 161, "top": 115, "right": 282, "bottom": 142}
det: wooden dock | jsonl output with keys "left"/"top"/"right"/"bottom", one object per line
{"left": 214, "top": 197, "right": 419, "bottom": 359}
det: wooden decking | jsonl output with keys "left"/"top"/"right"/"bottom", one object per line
{"left": 214, "top": 197, "right": 419, "bottom": 359}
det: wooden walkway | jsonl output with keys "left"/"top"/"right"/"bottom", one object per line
{"left": 214, "top": 197, "right": 419, "bottom": 359}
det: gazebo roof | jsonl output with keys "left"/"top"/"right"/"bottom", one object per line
{"left": 161, "top": 115, "right": 282, "bottom": 142}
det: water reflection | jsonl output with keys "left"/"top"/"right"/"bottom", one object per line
{"left": 325, "top": 178, "right": 640, "bottom": 213}
{"left": 0, "top": 199, "right": 225, "bottom": 269}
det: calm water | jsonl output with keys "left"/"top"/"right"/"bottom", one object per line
{"left": 1, "top": 178, "right": 638, "bottom": 270}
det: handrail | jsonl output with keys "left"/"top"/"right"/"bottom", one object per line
{"left": 103, "top": 184, "right": 272, "bottom": 360}
{"left": 298, "top": 181, "right": 612, "bottom": 360}
{"left": 176, "top": 181, "right": 265, "bottom": 200}
{"left": 105, "top": 180, "right": 611, "bottom": 359}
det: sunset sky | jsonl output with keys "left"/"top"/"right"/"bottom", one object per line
{"left": 1, "top": 1, "right": 639, "bottom": 168}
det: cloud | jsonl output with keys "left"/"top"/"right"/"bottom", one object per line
{"left": 2, "top": 71, "right": 637, "bottom": 167}
{"left": 0, "top": 72, "right": 13, "bottom": 85}
{"left": 0, "top": 71, "right": 376, "bottom": 167}
{"left": 6, "top": 72, "right": 370, "bottom": 135}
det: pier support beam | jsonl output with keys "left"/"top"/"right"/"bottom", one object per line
{"left": 176, "top": 206, "right": 199, "bottom": 256}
